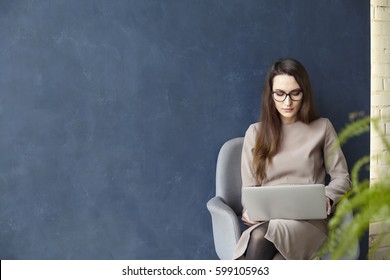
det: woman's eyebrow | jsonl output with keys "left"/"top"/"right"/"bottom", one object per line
{"left": 273, "top": 88, "right": 301, "bottom": 92}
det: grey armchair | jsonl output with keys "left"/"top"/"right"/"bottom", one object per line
{"left": 206, "top": 137, "right": 244, "bottom": 260}
{"left": 207, "top": 137, "right": 360, "bottom": 260}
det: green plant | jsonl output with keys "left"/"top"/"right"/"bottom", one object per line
{"left": 320, "top": 115, "right": 390, "bottom": 259}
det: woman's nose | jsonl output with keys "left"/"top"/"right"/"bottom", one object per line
{"left": 284, "top": 96, "right": 293, "bottom": 105}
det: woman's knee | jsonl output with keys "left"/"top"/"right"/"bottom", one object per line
{"left": 249, "top": 223, "right": 269, "bottom": 243}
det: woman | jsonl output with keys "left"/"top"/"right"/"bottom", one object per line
{"left": 234, "top": 58, "right": 351, "bottom": 260}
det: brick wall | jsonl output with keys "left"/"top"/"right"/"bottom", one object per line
{"left": 370, "top": 0, "right": 390, "bottom": 260}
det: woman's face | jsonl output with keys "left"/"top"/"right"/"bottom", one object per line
{"left": 272, "top": 74, "right": 303, "bottom": 124}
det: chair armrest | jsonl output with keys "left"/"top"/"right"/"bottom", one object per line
{"left": 207, "top": 196, "right": 242, "bottom": 260}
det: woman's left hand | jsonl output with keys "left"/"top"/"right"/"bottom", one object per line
{"left": 326, "top": 197, "right": 332, "bottom": 216}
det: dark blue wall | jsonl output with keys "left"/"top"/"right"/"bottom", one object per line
{"left": 0, "top": 0, "right": 370, "bottom": 259}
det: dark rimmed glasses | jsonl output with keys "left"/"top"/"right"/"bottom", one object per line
{"left": 272, "top": 89, "right": 303, "bottom": 102}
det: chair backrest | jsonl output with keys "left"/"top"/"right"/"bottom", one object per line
{"left": 216, "top": 137, "right": 244, "bottom": 215}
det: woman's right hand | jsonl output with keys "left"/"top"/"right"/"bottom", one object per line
{"left": 242, "top": 208, "right": 260, "bottom": 226}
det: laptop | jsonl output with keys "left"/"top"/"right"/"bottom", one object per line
{"left": 242, "top": 184, "right": 327, "bottom": 221}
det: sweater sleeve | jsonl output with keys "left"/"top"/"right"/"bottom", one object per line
{"left": 240, "top": 124, "right": 258, "bottom": 217}
{"left": 241, "top": 124, "right": 258, "bottom": 188}
{"left": 323, "top": 119, "right": 352, "bottom": 209}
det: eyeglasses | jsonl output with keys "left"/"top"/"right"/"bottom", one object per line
{"left": 272, "top": 89, "right": 303, "bottom": 102}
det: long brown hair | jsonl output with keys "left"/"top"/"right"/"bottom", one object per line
{"left": 253, "top": 58, "right": 319, "bottom": 184}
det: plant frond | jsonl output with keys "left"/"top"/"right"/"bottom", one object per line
{"left": 320, "top": 115, "right": 390, "bottom": 259}
{"left": 337, "top": 116, "right": 370, "bottom": 147}
{"left": 351, "top": 155, "right": 370, "bottom": 188}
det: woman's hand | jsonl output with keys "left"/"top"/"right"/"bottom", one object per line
{"left": 242, "top": 209, "right": 260, "bottom": 226}
{"left": 326, "top": 197, "right": 332, "bottom": 216}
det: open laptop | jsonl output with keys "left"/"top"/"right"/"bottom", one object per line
{"left": 242, "top": 184, "right": 327, "bottom": 221}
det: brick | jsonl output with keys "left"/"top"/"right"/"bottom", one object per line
{"left": 372, "top": 77, "right": 384, "bottom": 91}
{"left": 371, "top": 48, "right": 390, "bottom": 63}
{"left": 371, "top": 124, "right": 386, "bottom": 137}
{"left": 369, "top": 221, "right": 390, "bottom": 260}
{"left": 369, "top": 232, "right": 390, "bottom": 248}
{"left": 370, "top": 164, "right": 390, "bottom": 179}
{"left": 372, "top": 64, "right": 390, "bottom": 78}
{"left": 375, "top": 6, "right": 390, "bottom": 21}
{"left": 372, "top": 21, "right": 383, "bottom": 35}
{"left": 374, "top": 35, "right": 390, "bottom": 49}
{"left": 371, "top": 135, "right": 387, "bottom": 152}
{"left": 370, "top": 50, "right": 379, "bottom": 63}
{"left": 380, "top": 107, "right": 390, "bottom": 119}
{"left": 386, "top": 48, "right": 390, "bottom": 61}
{"left": 371, "top": 123, "right": 390, "bottom": 143}
{"left": 368, "top": 246, "right": 390, "bottom": 260}
{"left": 371, "top": 35, "right": 390, "bottom": 52}
{"left": 377, "top": 151, "right": 390, "bottom": 165}
{"left": 372, "top": 0, "right": 390, "bottom": 7}
{"left": 372, "top": 64, "right": 386, "bottom": 77}
{"left": 371, "top": 153, "right": 380, "bottom": 166}
{"left": 379, "top": 120, "right": 387, "bottom": 133}
{"left": 385, "top": 64, "right": 390, "bottom": 76}
{"left": 382, "top": 21, "right": 390, "bottom": 35}
{"left": 372, "top": 108, "right": 381, "bottom": 118}
{"left": 372, "top": 34, "right": 384, "bottom": 47}
{"left": 371, "top": 94, "right": 390, "bottom": 106}
{"left": 383, "top": 35, "right": 390, "bottom": 48}
{"left": 370, "top": 221, "right": 390, "bottom": 235}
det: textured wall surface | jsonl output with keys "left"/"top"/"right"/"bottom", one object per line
{"left": 370, "top": 0, "right": 390, "bottom": 260}
{"left": 0, "top": 0, "right": 369, "bottom": 259}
